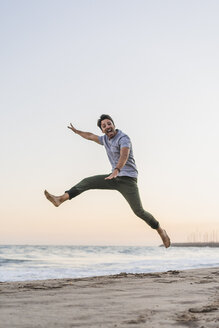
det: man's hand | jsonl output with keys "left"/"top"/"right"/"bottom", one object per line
{"left": 67, "top": 123, "right": 77, "bottom": 133}
{"left": 105, "top": 147, "right": 130, "bottom": 180}
{"left": 105, "top": 169, "right": 119, "bottom": 180}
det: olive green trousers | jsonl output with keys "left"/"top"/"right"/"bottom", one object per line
{"left": 65, "top": 175, "right": 159, "bottom": 229}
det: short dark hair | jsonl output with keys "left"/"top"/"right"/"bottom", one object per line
{"left": 97, "top": 114, "right": 115, "bottom": 130}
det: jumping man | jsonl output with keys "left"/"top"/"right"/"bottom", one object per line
{"left": 44, "top": 114, "right": 171, "bottom": 248}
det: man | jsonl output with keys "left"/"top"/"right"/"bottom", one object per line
{"left": 44, "top": 114, "right": 170, "bottom": 248}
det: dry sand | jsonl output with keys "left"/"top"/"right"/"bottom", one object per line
{"left": 0, "top": 267, "right": 218, "bottom": 328}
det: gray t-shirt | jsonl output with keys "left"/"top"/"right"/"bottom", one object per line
{"left": 98, "top": 129, "right": 138, "bottom": 178}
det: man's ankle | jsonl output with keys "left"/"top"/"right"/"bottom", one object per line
{"left": 60, "top": 193, "right": 69, "bottom": 203}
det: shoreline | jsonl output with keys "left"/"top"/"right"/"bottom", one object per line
{"left": 1, "top": 267, "right": 218, "bottom": 327}
{"left": 1, "top": 264, "right": 219, "bottom": 284}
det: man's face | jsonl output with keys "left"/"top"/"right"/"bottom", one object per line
{"left": 101, "top": 119, "right": 117, "bottom": 139}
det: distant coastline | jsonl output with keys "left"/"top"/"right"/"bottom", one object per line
{"left": 169, "top": 242, "right": 219, "bottom": 247}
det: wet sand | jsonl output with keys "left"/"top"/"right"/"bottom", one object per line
{"left": 0, "top": 267, "right": 218, "bottom": 327}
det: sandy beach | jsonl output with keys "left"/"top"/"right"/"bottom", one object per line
{"left": 0, "top": 267, "right": 218, "bottom": 328}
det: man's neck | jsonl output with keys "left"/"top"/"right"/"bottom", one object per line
{"left": 108, "top": 129, "right": 118, "bottom": 140}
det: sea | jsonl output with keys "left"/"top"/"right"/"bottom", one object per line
{"left": 0, "top": 245, "right": 218, "bottom": 282}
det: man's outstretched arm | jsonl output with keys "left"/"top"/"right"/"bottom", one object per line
{"left": 68, "top": 123, "right": 101, "bottom": 144}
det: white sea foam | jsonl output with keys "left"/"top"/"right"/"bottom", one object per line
{"left": 0, "top": 245, "right": 218, "bottom": 282}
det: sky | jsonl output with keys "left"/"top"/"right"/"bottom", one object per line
{"left": 1, "top": 0, "right": 219, "bottom": 246}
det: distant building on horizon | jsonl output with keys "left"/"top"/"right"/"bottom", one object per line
{"left": 186, "top": 230, "right": 218, "bottom": 243}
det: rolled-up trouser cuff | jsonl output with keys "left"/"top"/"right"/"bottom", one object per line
{"left": 65, "top": 188, "right": 81, "bottom": 200}
{"left": 150, "top": 220, "right": 159, "bottom": 230}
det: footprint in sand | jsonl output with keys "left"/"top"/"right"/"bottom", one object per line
{"left": 189, "top": 305, "right": 218, "bottom": 313}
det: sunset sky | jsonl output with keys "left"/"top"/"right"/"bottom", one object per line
{"left": 1, "top": 0, "right": 219, "bottom": 245}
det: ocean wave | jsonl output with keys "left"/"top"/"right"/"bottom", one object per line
{"left": 0, "top": 245, "right": 218, "bottom": 282}
{"left": 0, "top": 258, "right": 31, "bottom": 266}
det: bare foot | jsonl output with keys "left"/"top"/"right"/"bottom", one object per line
{"left": 157, "top": 227, "right": 171, "bottom": 248}
{"left": 44, "top": 190, "right": 62, "bottom": 207}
